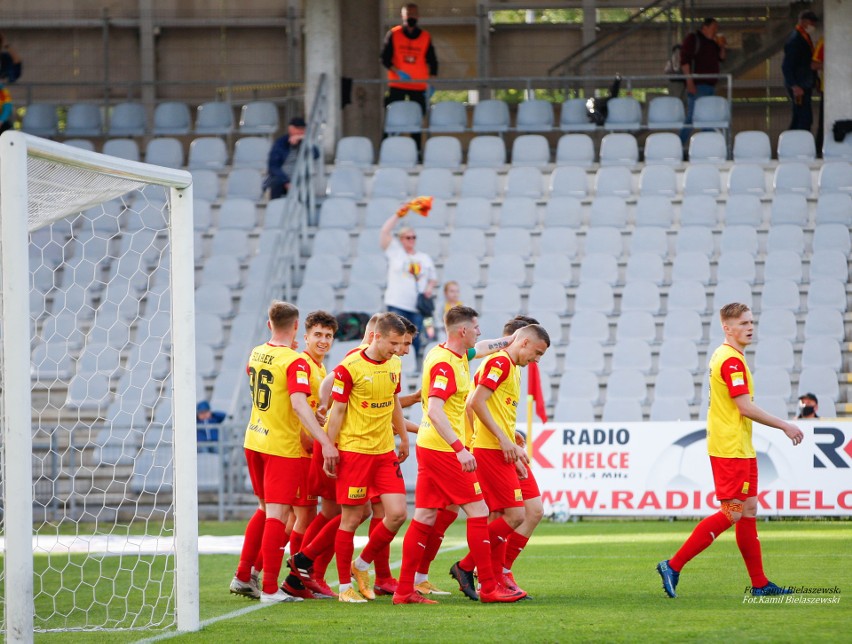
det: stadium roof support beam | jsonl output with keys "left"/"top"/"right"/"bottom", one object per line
{"left": 305, "top": 0, "right": 341, "bottom": 157}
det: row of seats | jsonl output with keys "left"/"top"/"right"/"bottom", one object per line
{"left": 386, "top": 96, "right": 730, "bottom": 135}
{"left": 345, "top": 130, "right": 823, "bottom": 170}
{"left": 326, "top": 162, "right": 852, "bottom": 201}
{"left": 21, "top": 100, "right": 280, "bottom": 138}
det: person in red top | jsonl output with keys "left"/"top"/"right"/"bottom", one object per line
{"left": 678, "top": 17, "right": 726, "bottom": 144}
{"left": 380, "top": 3, "right": 438, "bottom": 152}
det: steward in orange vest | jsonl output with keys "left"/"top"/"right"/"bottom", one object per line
{"left": 380, "top": 3, "right": 438, "bottom": 110}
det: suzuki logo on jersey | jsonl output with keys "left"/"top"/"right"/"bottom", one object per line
{"left": 505, "top": 396, "right": 518, "bottom": 408}
{"left": 362, "top": 400, "right": 393, "bottom": 409}
{"left": 348, "top": 486, "right": 367, "bottom": 500}
{"left": 813, "top": 427, "right": 852, "bottom": 468}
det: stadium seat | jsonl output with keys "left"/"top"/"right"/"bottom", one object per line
{"left": 526, "top": 279, "right": 568, "bottom": 314}
{"left": 692, "top": 96, "right": 730, "bottom": 129}
{"left": 559, "top": 98, "right": 596, "bottom": 132}
{"left": 371, "top": 167, "right": 409, "bottom": 199}
{"left": 335, "top": 136, "right": 375, "bottom": 168}
{"left": 655, "top": 367, "right": 698, "bottom": 400}
{"left": 752, "top": 367, "right": 792, "bottom": 401}
{"left": 447, "top": 228, "right": 486, "bottom": 258}
{"left": 573, "top": 279, "right": 614, "bottom": 314}
{"left": 467, "top": 135, "right": 507, "bottom": 167}
{"left": 498, "top": 197, "right": 537, "bottom": 227}
{"left": 553, "top": 398, "right": 596, "bottom": 422}
{"left": 646, "top": 96, "right": 685, "bottom": 130}
{"left": 756, "top": 307, "right": 797, "bottom": 341}
{"left": 634, "top": 195, "right": 674, "bottom": 228}
{"left": 599, "top": 133, "right": 639, "bottom": 167}
{"left": 719, "top": 225, "right": 758, "bottom": 255}
{"left": 717, "top": 251, "right": 756, "bottom": 284}
{"left": 644, "top": 132, "right": 683, "bottom": 165}
{"left": 326, "top": 166, "right": 365, "bottom": 199}
{"left": 106, "top": 102, "right": 146, "bottom": 137}
{"left": 384, "top": 101, "right": 423, "bottom": 135}
{"left": 630, "top": 226, "right": 668, "bottom": 257}
{"left": 557, "top": 367, "right": 602, "bottom": 404}
{"left": 152, "top": 101, "right": 191, "bottom": 136}
{"left": 416, "top": 168, "right": 456, "bottom": 198}
{"left": 189, "top": 169, "right": 219, "bottom": 202}
{"left": 297, "top": 281, "right": 336, "bottom": 315}
{"left": 806, "top": 278, "right": 847, "bottom": 312}
{"left": 650, "top": 398, "right": 692, "bottom": 421}
{"left": 769, "top": 195, "right": 809, "bottom": 227}
{"left": 625, "top": 253, "right": 664, "bottom": 285}
{"left": 454, "top": 197, "right": 492, "bottom": 228}
{"left": 594, "top": 167, "right": 632, "bottom": 198}
{"left": 620, "top": 280, "right": 661, "bottom": 314}
{"left": 603, "top": 97, "right": 642, "bottom": 131}
{"left": 683, "top": 164, "right": 721, "bottom": 196}
{"left": 804, "top": 307, "right": 844, "bottom": 342}
{"left": 638, "top": 165, "right": 677, "bottom": 196}
{"left": 766, "top": 225, "right": 804, "bottom": 255}
{"left": 550, "top": 166, "right": 588, "bottom": 198}
{"left": 312, "top": 229, "right": 351, "bottom": 259}
{"left": 724, "top": 194, "right": 763, "bottom": 226}
{"left": 542, "top": 196, "right": 583, "bottom": 228}
{"left": 201, "top": 254, "right": 241, "bottom": 289}
{"left": 663, "top": 309, "right": 703, "bottom": 343}
{"left": 226, "top": 168, "right": 263, "bottom": 200}
{"left": 319, "top": 198, "right": 358, "bottom": 229}
{"left": 511, "top": 134, "right": 550, "bottom": 167}
{"left": 505, "top": 166, "right": 544, "bottom": 198}
{"left": 579, "top": 253, "right": 618, "bottom": 286}
{"left": 303, "top": 254, "right": 344, "bottom": 286}
{"left": 667, "top": 279, "right": 708, "bottom": 312}
{"left": 812, "top": 224, "right": 851, "bottom": 255}
{"left": 818, "top": 162, "right": 852, "bottom": 194}
{"left": 688, "top": 131, "right": 726, "bottom": 164}
{"left": 232, "top": 136, "right": 271, "bottom": 170}
{"left": 773, "top": 162, "right": 812, "bottom": 196}
{"left": 471, "top": 99, "right": 510, "bottom": 133}
{"left": 727, "top": 164, "right": 766, "bottom": 196}
{"left": 195, "top": 101, "right": 234, "bottom": 136}
{"left": 516, "top": 99, "right": 554, "bottom": 132}
{"left": 188, "top": 137, "right": 228, "bottom": 170}
{"left": 145, "top": 137, "right": 184, "bottom": 168}
{"left": 378, "top": 136, "right": 418, "bottom": 169}
{"left": 814, "top": 193, "right": 852, "bottom": 226}
{"left": 64, "top": 139, "right": 96, "bottom": 151}
{"left": 680, "top": 194, "right": 719, "bottom": 227}
{"left": 442, "top": 254, "right": 481, "bottom": 285}
{"left": 614, "top": 310, "right": 655, "bottom": 343}
{"left": 801, "top": 337, "right": 842, "bottom": 372}
{"left": 533, "top": 253, "right": 573, "bottom": 285}
{"left": 64, "top": 103, "right": 103, "bottom": 137}
{"left": 713, "top": 280, "right": 753, "bottom": 311}
{"left": 810, "top": 250, "right": 848, "bottom": 282}
{"left": 568, "top": 310, "right": 609, "bottom": 344}
{"left": 585, "top": 226, "right": 623, "bottom": 256}
{"left": 733, "top": 131, "right": 771, "bottom": 163}
{"left": 423, "top": 136, "right": 462, "bottom": 169}
{"left": 102, "top": 139, "right": 140, "bottom": 162}
{"left": 798, "top": 366, "right": 839, "bottom": 402}
{"left": 493, "top": 227, "right": 532, "bottom": 257}
{"left": 754, "top": 337, "right": 794, "bottom": 372}
{"left": 538, "top": 228, "right": 579, "bottom": 259}
{"left": 606, "top": 368, "right": 648, "bottom": 399}
{"left": 602, "top": 398, "right": 643, "bottom": 422}
{"left": 416, "top": 197, "right": 449, "bottom": 228}
{"left": 564, "top": 343, "right": 605, "bottom": 375}
{"left": 763, "top": 250, "right": 803, "bottom": 283}
{"left": 428, "top": 101, "right": 466, "bottom": 133}
{"left": 460, "top": 167, "right": 499, "bottom": 198}
{"left": 218, "top": 199, "right": 259, "bottom": 231}
{"left": 589, "top": 195, "right": 628, "bottom": 227}
{"left": 554, "top": 134, "right": 594, "bottom": 168}
{"left": 239, "top": 101, "right": 279, "bottom": 135}
{"left": 349, "top": 255, "right": 388, "bottom": 288}
{"left": 777, "top": 130, "right": 816, "bottom": 163}
{"left": 481, "top": 283, "right": 521, "bottom": 312}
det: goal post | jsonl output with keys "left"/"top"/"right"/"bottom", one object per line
{"left": 0, "top": 131, "right": 199, "bottom": 639}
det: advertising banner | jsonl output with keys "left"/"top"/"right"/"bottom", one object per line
{"left": 528, "top": 421, "right": 852, "bottom": 517}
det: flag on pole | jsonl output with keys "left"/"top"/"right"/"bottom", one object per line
{"left": 527, "top": 361, "right": 548, "bottom": 423}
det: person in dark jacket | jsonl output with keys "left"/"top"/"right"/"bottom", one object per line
{"left": 265, "top": 117, "right": 317, "bottom": 200}
{"left": 679, "top": 17, "right": 726, "bottom": 144}
{"left": 781, "top": 10, "right": 819, "bottom": 132}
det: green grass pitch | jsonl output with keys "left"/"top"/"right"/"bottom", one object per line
{"left": 26, "top": 519, "right": 852, "bottom": 643}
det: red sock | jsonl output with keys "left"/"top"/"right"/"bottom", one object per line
{"left": 289, "top": 530, "right": 304, "bottom": 558}
{"left": 260, "top": 518, "right": 287, "bottom": 594}
{"left": 361, "top": 520, "right": 397, "bottom": 568}
{"left": 670, "top": 511, "right": 733, "bottom": 572}
{"left": 458, "top": 551, "right": 475, "bottom": 571}
{"left": 236, "top": 509, "right": 266, "bottom": 581}
{"left": 302, "top": 512, "right": 331, "bottom": 552}
{"left": 504, "top": 532, "right": 529, "bottom": 570}
{"left": 314, "top": 541, "right": 334, "bottom": 579}
{"left": 397, "top": 519, "right": 432, "bottom": 596}
{"left": 488, "top": 517, "right": 515, "bottom": 580}
{"left": 369, "top": 518, "right": 393, "bottom": 579}
{"left": 467, "top": 516, "right": 496, "bottom": 594}
{"left": 253, "top": 553, "right": 263, "bottom": 574}
{"left": 334, "top": 529, "right": 356, "bottom": 586}
{"left": 303, "top": 514, "right": 341, "bottom": 560}
{"left": 417, "top": 508, "right": 459, "bottom": 575}
{"left": 736, "top": 517, "right": 769, "bottom": 588}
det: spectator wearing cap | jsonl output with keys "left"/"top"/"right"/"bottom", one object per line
{"left": 196, "top": 400, "right": 226, "bottom": 453}
{"left": 264, "top": 116, "right": 318, "bottom": 199}
{"left": 797, "top": 393, "right": 819, "bottom": 419}
{"left": 782, "top": 10, "right": 820, "bottom": 132}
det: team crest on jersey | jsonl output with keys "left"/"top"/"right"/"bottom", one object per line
{"left": 514, "top": 489, "right": 523, "bottom": 502}
{"left": 390, "top": 372, "right": 398, "bottom": 384}
{"left": 348, "top": 486, "right": 367, "bottom": 500}
{"left": 473, "top": 481, "right": 481, "bottom": 495}
{"left": 332, "top": 378, "right": 345, "bottom": 394}
{"left": 487, "top": 366, "right": 503, "bottom": 383}
{"left": 731, "top": 372, "right": 745, "bottom": 387}
{"left": 434, "top": 375, "right": 448, "bottom": 390}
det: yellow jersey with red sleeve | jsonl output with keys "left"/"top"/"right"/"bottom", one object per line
{"left": 243, "top": 343, "right": 312, "bottom": 458}
{"left": 331, "top": 349, "right": 401, "bottom": 455}
{"left": 707, "top": 343, "right": 755, "bottom": 458}
{"left": 298, "top": 352, "right": 327, "bottom": 457}
{"left": 417, "top": 344, "right": 472, "bottom": 452}
{"left": 472, "top": 351, "right": 520, "bottom": 450}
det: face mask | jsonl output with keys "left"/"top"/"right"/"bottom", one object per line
{"left": 805, "top": 25, "right": 816, "bottom": 36}
{"left": 800, "top": 405, "right": 815, "bottom": 416}
{"left": 406, "top": 17, "right": 418, "bottom": 28}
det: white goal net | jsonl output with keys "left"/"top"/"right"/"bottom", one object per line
{"left": 0, "top": 132, "right": 199, "bottom": 639}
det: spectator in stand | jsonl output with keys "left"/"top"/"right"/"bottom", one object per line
{"left": 196, "top": 400, "right": 226, "bottom": 453}
{"left": 380, "top": 3, "right": 438, "bottom": 153}
{"left": 0, "top": 32, "right": 22, "bottom": 134}
{"left": 796, "top": 393, "right": 819, "bottom": 419}
{"left": 782, "top": 10, "right": 819, "bottom": 133}
{"left": 679, "top": 17, "right": 726, "bottom": 145}
{"left": 264, "top": 117, "right": 317, "bottom": 200}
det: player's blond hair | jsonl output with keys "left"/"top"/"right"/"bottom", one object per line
{"left": 719, "top": 302, "right": 750, "bottom": 322}
{"left": 268, "top": 300, "right": 299, "bottom": 331}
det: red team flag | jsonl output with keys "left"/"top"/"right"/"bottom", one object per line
{"left": 396, "top": 196, "right": 433, "bottom": 218}
{"left": 527, "top": 361, "right": 548, "bottom": 423}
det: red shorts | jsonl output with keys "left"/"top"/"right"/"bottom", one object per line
{"left": 710, "top": 456, "right": 758, "bottom": 501}
{"left": 415, "top": 445, "right": 484, "bottom": 509}
{"left": 472, "top": 448, "right": 524, "bottom": 512}
{"left": 293, "top": 456, "right": 318, "bottom": 507}
{"left": 335, "top": 450, "right": 405, "bottom": 506}
{"left": 308, "top": 440, "right": 336, "bottom": 500}
{"left": 520, "top": 463, "right": 541, "bottom": 500}
{"left": 245, "top": 448, "right": 301, "bottom": 505}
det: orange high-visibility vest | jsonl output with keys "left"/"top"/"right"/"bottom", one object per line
{"left": 388, "top": 25, "right": 431, "bottom": 91}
